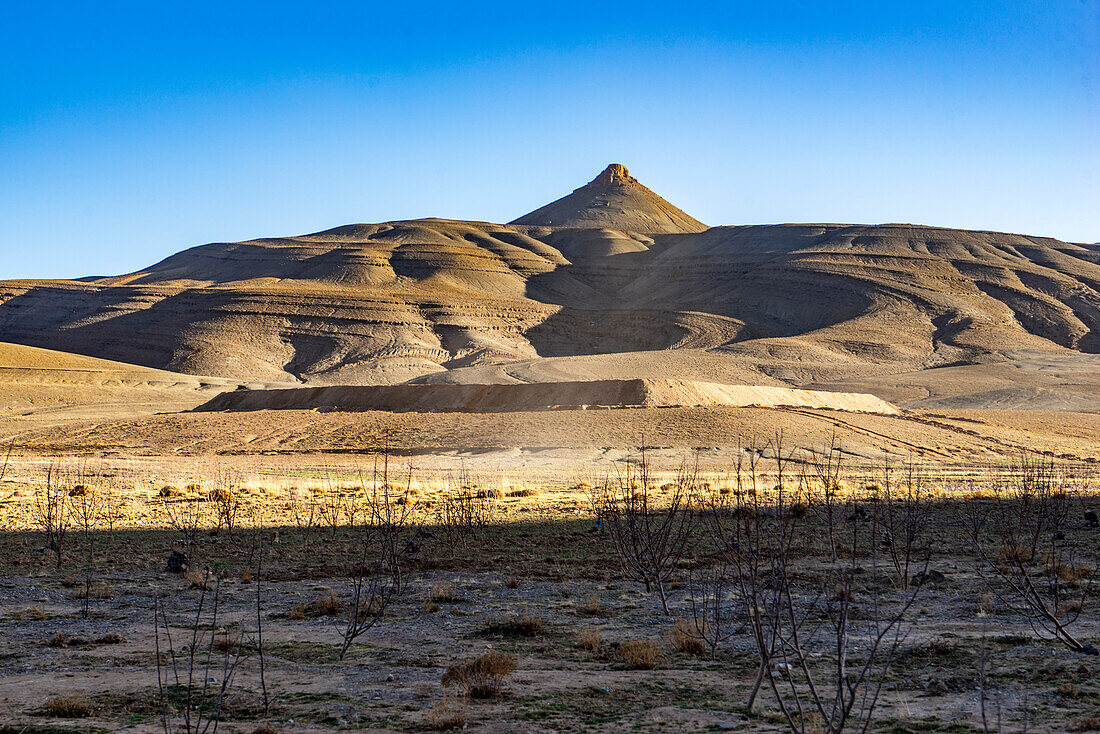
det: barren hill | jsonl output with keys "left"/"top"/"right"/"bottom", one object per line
{"left": 511, "top": 163, "right": 707, "bottom": 234}
{"left": 1, "top": 165, "right": 1098, "bottom": 410}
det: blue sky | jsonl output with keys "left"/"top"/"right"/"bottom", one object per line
{"left": 1, "top": 1, "right": 1097, "bottom": 279}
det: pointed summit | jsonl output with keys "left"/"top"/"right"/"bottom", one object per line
{"left": 511, "top": 164, "right": 707, "bottom": 234}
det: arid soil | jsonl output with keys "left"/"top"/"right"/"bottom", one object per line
{"left": 1, "top": 479, "right": 1098, "bottom": 733}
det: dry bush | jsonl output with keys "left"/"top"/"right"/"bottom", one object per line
{"left": 507, "top": 488, "right": 539, "bottom": 498}
{"left": 43, "top": 694, "right": 92, "bottom": 718}
{"left": 483, "top": 611, "right": 545, "bottom": 638}
{"left": 185, "top": 483, "right": 204, "bottom": 493}
{"left": 1071, "top": 717, "right": 1100, "bottom": 732}
{"left": 290, "top": 589, "right": 341, "bottom": 619}
{"left": 429, "top": 582, "right": 459, "bottom": 603}
{"left": 428, "top": 695, "right": 468, "bottom": 729}
{"left": 581, "top": 594, "right": 601, "bottom": 615}
{"left": 503, "top": 574, "right": 519, "bottom": 589}
{"left": 619, "top": 639, "right": 659, "bottom": 669}
{"left": 577, "top": 627, "right": 602, "bottom": 652}
{"left": 69, "top": 583, "right": 113, "bottom": 600}
{"left": 186, "top": 568, "right": 214, "bottom": 590}
{"left": 441, "top": 650, "right": 515, "bottom": 698}
{"left": 14, "top": 605, "right": 46, "bottom": 621}
{"left": 669, "top": 619, "right": 707, "bottom": 656}
{"left": 159, "top": 485, "right": 185, "bottom": 497}
{"left": 998, "top": 543, "right": 1033, "bottom": 564}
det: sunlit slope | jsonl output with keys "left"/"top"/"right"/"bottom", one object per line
{"left": 0, "top": 165, "right": 1097, "bottom": 404}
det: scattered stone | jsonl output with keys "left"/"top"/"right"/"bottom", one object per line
{"left": 911, "top": 569, "right": 948, "bottom": 586}
{"left": 166, "top": 550, "right": 189, "bottom": 573}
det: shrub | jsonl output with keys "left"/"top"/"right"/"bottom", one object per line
{"left": 507, "top": 488, "right": 540, "bottom": 498}
{"left": 290, "top": 589, "right": 342, "bottom": 619}
{"left": 429, "top": 582, "right": 460, "bottom": 603}
{"left": 185, "top": 483, "right": 204, "bottom": 493}
{"left": 207, "top": 488, "right": 234, "bottom": 503}
{"left": 159, "top": 485, "right": 184, "bottom": 497}
{"left": 442, "top": 650, "right": 515, "bottom": 698}
{"left": 68, "top": 485, "right": 89, "bottom": 497}
{"left": 428, "top": 696, "right": 467, "bottom": 729}
{"left": 619, "top": 639, "right": 659, "bottom": 669}
{"left": 43, "top": 694, "right": 92, "bottom": 718}
{"left": 669, "top": 620, "right": 706, "bottom": 656}
{"left": 581, "top": 594, "right": 601, "bottom": 616}
{"left": 185, "top": 569, "right": 213, "bottom": 590}
{"left": 998, "top": 543, "right": 1033, "bottom": 564}
{"left": 483, "top": 612, "right": 544, "bottom": 638}
{"left": 503, "top": 575, "right": 519, "bottom": 589}
{"left": 578, "top": 627, "right": 602, "bottom": 652}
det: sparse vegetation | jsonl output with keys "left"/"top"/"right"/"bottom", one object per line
{"left": 441, "top": 650, "right": 515, "bottom": 698}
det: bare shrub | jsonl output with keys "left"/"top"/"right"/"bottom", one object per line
{"left": 441, "top": 650, "right": 515, "bottom": 698}
{"left": 155, "top": 573, "right": 248, "bottom": 733}
{"left": 707, "top": 434, "right": 924, "bottom": 731}
{"left": 596, "top": 445, "right": 695, "bottom": 613}
{"left": 437, "top": 491, "right": 496, "bottom": 555}
{"left": 31, "top": 464, "right": 69, "bottom": 568}
{"left": 619, "top": 639, "right": 659, "bottom": 669}
{"left": 966, "top": 455, "right": 1094, "bottom": 653}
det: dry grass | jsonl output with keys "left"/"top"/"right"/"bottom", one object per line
{"left": 429, "top": 582, "right": 459, "bottom": 603}
{"left": 14, "top": 605, "right": 47, "bottom": 621}
{"left": 428, "top": 695, "right": 467, "bottom": 729}
{"left": 998, "top": 543, "right": 1033, "bottom": 564}
{"left": 619, "top": 639, "right": 659, "bottom": 669}
{"left": 43, "top": 693, "right": 93, "bottom": 717}
{"left": 577, "top": 627, "right": 602, "bottom": 652}
{"left": 290, "top": 589, "right": 342, "bottom": 619}
{"left": 68, "top": 583, "right": 114, "bottom": 600}
{"left": 483, "top": 611, "right": 544, "bottom": 638}
{"left": 185, "top": 568, "right": 213, "bottom": 590}
{"left": 442, "top": 650, "right": 515, "bottom": 698}
{"left": 669, "top": 619, "right": 706, "bottom": 656}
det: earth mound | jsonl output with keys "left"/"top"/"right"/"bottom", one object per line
{"left": 194, "top": 378, "right": 898, "bottom": 414}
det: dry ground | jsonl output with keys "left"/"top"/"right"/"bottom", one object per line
{"left": 0, "top": 469, "right": 1099, "bottom": 733}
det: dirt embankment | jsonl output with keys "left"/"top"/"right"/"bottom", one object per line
{"left": 195, "top": 378, "right": 898, "bottom": 414}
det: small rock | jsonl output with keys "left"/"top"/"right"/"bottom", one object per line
{"left": 385, "top": 673, "right": 394, "bottom": 681}
{"left": 166, "top": 550, "right": 189, "bottom": 573}
{"left": 911, "top": 569, "right": 947, "bottom": 586}
{"left": 716, "top": 722, "right": 739, "bottom": 731}
{"left": 1082, "top": 644, "right": 1098, "bottom": 656}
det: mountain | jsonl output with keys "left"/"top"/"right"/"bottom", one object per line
{"left": 1, "top": 165, "right": 1099, "bottom": 409}
{"left": 511, "top": 163, "right": 706, "bottom": 234}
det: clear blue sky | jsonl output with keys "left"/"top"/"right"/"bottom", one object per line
{"left": 1, "top": 1, "right": 1097, "bottom": 279}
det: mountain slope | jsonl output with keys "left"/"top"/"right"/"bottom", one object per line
{"left": 0, "top": 165, "right": 1098, "bottom": 407}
